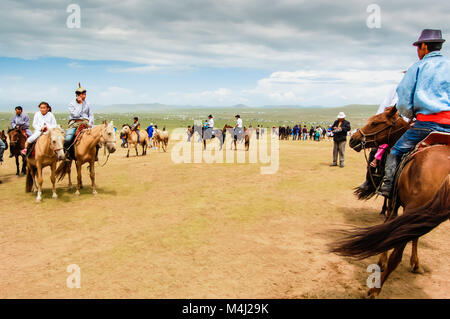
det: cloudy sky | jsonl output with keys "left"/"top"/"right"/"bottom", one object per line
{"left": 0, "top": 0, "right": 449, "bottom": 110}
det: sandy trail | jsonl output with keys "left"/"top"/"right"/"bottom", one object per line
{"left": 0, "top": 138, "right": 449, "bottom": 298}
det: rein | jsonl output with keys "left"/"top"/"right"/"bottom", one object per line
{"left": 358, "top": 116, "right": 407, "bottom": 190}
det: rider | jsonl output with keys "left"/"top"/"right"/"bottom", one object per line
{"left": 205, "top": 114, "right": 214, "bottom": 139}
{"left": 10, "top": 106, "right": 32, "bottom": 158}
{"left": 234, "top": 114, "right": 243, "bottom": 142}
{"left": 21, "top": 102, "right": 57, "bottom": 156}
{"left": 130, "top": 117, "right": 141, "bottom": 143}
{"left": 379, "top": 29, "right": 450, "bottom": 198}
{"left": 64, "top": 83, "right": 95, "bottom": 160}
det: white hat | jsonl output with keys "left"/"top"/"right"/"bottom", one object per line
{"left": 337, "top": 112, "right": 346, "bottom": 119}
{"left": 150, "top": 123, "right": 153, "bottom": 125}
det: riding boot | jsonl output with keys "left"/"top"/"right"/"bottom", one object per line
{"left": 359, "top": 157, "right": 377, "bottom": 191}
{"left": 378, "top": 153, "right": 401, "bottom": 198}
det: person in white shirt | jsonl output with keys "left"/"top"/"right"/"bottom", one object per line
{"left": 234, "top": 114, "right": 243, "bottom": 142}
{"left": 21, "top": 102, "right": 57, "bottom": 155}
{"left": 204, "top": 114, "right": 214, "bottom": 140}
{"left": 64, "top": 83, "right": 95, "bottom": 160}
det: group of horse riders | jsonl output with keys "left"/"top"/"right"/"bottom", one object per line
{"left": 356, "top": 29, "right": 450, "bottom": 200}
{"left": 6, "top": 83, "right": 96, "bottom": 161}
{"left": 200, "top": 114, "right": 244, "bottom": 141}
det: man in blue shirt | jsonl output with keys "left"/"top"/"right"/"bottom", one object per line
{"left": 379, "top": 29, "right": 450, "bottom": 198}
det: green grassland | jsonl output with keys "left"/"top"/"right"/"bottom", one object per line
{"left": 0, "top": 104, "right": 377, "bottom": 133}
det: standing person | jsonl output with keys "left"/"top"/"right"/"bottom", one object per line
{"left": 0, "top": 138, "right": 5, "bottom": 163}
{"left": 147, "top": 123, "right": 154, "bottom": 146}
{"left": 379, "top": 29, "right": 450, "bottom": 197}
{"left": 21, "top": 102, "right": 57, "bottom": 155}
{"left": 302, "top": 125, "right": 308, "bottom": 141}
{"left": 256, "top": 125, "right": 260, "bottom": 140}
{"left": 64, "top": 83, "right": 95, "bottom": 160}
{"left": 322, "top": 126, "right": 327, "bottom": 140}
{"left": 120, "top": 125, "right": 128, "bottom": 148}
{"left": 309, "top": 126, "right": 315, "bottom": 140}
{"left": 330, "top": 112, "right": 351, "bottom": 168}
{"left": 10, "top": 106, "right": 32, "bottom": 158}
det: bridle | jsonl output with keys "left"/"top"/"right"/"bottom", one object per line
{"left": 357, "top": 116, "right": 408, "bottom": 190}
{"left": 99, "top": 124, "right": 116, "bottom": 167}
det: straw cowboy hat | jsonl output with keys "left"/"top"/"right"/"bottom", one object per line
{"left": 75, "top": 82, "right": 86, "bottom": 95}
{"left": 337, "top": 112, "right": 346, "bottom": 119}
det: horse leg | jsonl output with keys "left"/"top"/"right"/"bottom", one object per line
{"left": 68, "top": 161, "right": 73, "bottom": 189}
{"left": 377, "top": 252, "right": 388, "bottom": 273}
{"left": 75, "top": 162, "right": 82, "bottom": 196}
{"left": 410, "top": 238, "right": 424, "bottom": 274}
{"left": 50, "top": 162, "right": 58, "bottom": 199}
{"left": 135, "top": 144, "right": 138, "bottom": 156}
{"left": 380, "top": 198, "right": 388, "bottom": 216}
{"left": 367, "top": 243, "right": 407, "bottom": 298}
{"left": 36, "top": 163, "right": 43, "bottom": 202}
{"left": 22, "top": 157, "right": 27, "bottom": 175}
{"left": 89, "top": 160, "right": 97, "bottom": 195}
{"left": 15, "top": 156, "right": 20, "bottom": 175}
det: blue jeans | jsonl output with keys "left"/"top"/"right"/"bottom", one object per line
{"left": 65, "top": 128, "right": 77, "bottom": 146}
{"left": 391, "top": 121, "right": 450, "bottom": 156}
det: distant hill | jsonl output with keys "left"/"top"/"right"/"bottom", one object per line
{"left": 98, "top": 103, "right": 377, "bottom": 113}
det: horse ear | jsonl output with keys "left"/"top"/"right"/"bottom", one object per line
{"left": 389, "top": 105, "right": 397, "bottom": 116}
{"left": 103, "top": 120, "right": 107, "bottom": 125}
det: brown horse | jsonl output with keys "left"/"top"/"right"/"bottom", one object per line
{"left": 224, "top": 124, "right": 250, "bottom": 151}
{"left": 121, "top": 124, "right": 148, "bottom": 157}
{"left": 56, "top": 121, "right": 116, "bottom": 196}
{"left": 331, "top": 106, "right": 450, "bottom": 298}
{"left": 25, "top": 126, "right": 66, "bottom": 202}
{"left": 7, "top": 127, "right": 27, "bottom": 176}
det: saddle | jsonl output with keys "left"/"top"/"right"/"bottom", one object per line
{"left": 73, "top": 124, "right": 88, "bottom": 145}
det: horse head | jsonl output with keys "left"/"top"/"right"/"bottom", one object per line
{"left": 349, "top": 106, "right": 410, "bottom": 152}
{"left": 101, "top": 121, "right": 117, "bottom": 154}
{"left": 49, "top": 126, "right": 66, "bottom": 160}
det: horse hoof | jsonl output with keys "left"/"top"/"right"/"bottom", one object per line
{"left": 75, "top": 191, "right": 80, "bottom": 196}
{"left": 410, "top": 265, "right": 424, "bottom": 274}
{"left": 93, "top": 190, "right": 98, "bottom": 196}
{"left": 36, "top": 198, "right": 41, "bottom": 203}
{"left": 52, "top": 193, "right": 58, "bottom": 199}
{"left": 366, "top": 288, "right": 380, "bottom": 299}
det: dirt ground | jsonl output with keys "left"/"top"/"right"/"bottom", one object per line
{"left": 1, "top": 137, "right": 449, "bottom": 299}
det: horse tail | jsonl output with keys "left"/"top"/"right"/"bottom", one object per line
{"left": 25, "top": 166, "right": 35, "bottom": 192}
{"left": 330, "top": 175, "right": 450, "bottom": 259}
{"left": 56, "top": 161, "right": 70, "bottom": 182}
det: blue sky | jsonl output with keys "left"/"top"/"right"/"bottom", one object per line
{"left": 0, "top": 0, "right": 449, "bottom": 111}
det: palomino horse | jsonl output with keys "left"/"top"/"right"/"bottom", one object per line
{"left": 121, "top": 125, "right": 149, "bottom": 157}
{"left": 331, "top": 106, "right": 450, "bottom": 298}
{"left": 25, "top": 126, "right": 66, "bottom": 202}
{"left": 7, "top": 127, "right": 27, "bottom": 176}
{"left": 153, "top": 129, "right": 169, "bottom": 152}
{"left": 56, "top": 121, "right": 116, "bottom": 196}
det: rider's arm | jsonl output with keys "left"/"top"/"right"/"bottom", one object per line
{"left": 396, "top": 62, "right": 420, "bottom": 121}
{"left": 11, "top": 116, "right": 16, "bottom": 129}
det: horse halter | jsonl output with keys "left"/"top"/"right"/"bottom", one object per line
{"left": 358, "top": 116, "right": 405, "bottom": 150}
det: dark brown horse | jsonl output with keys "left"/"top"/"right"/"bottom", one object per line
{"left": 7, "top": 127, "right": 27, "bottom": 176}
{"left": 331, "top": 106, "right": 450, "bottom": 298}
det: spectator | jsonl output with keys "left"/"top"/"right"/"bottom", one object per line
{"left": 330, "top": 112, "right": 351, "bottom": 168}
